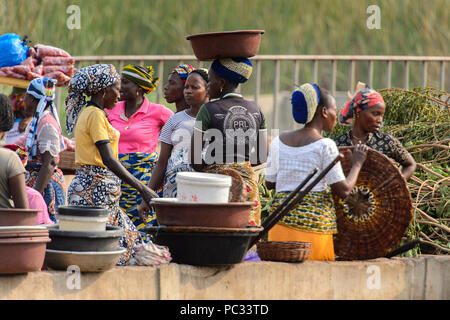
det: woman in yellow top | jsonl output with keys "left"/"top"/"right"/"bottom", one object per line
{"left": 65, "top": 64, "right": 159, "bottom": 266}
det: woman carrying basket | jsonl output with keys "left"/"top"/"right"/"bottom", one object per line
{"left": 265, "top": 83, "right": 368, "bottom": 261}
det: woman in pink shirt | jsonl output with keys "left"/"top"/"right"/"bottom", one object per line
{"left": 108, "top": 65, "right": 173, "bottom": 236}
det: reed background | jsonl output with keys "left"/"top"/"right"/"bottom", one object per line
{"left": 0, "top": 0, "right": 449, "bottom": 125}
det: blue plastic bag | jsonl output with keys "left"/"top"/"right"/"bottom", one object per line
{"left": 0, "top": 33, "right": 29, "bottom": 68}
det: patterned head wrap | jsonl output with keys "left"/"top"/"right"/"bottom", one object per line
{"left": 65, "top": 64, "right": 118, "bottom": 134}
{"left": 121, "top": 64, "right": 159, "bottom": 94}
{"left": 210, "top": 58, "right": 253, "bottom": 84}
{"left": 338, "top": 84, "right": 385, "bottom": 126}
{"left": 171, "top": 64, "right": 194, "bottom": 83}
{"left": 3, "top": 144, "right": 28, "bottom": 166}
{"left": 291, "top": 83, "right": 321, "bottom": 124}
{"left": 25, "top": 77, "right": 65, "bottom": 157}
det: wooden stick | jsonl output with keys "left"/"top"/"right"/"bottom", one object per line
{"left": 416, "top": 219, "right": 450, "bottom": 234}
{"left": 416, "top": 163, "right": 448, "bottom": 180}
{"left": 419, "top": 235, "right": 450, "bottom": 253}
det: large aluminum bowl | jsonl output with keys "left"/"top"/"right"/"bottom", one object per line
{"left": 44, "top": 248, "right": 126, "bottom": 272}
{"left": 46, "top": 225, "right": 124, "bottom": 252}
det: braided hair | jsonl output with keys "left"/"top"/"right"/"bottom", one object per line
{"left": 0, "top": 93, "right": 15, "bottom": 132}
{"left": 190, "top": 68, "right": 209, "bottom": 83}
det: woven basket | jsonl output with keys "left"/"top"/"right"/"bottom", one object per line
{"left": 257, "top": 241, "right": 312, "bottom": 262}
{"left": 218, "top": 168, "right": 246, "bottom": 202}
{"left": 333, "top": 146, "right": 413, "bottom": 260}
{"left": 58, "top": 150, "right": 76, "bottom": 171}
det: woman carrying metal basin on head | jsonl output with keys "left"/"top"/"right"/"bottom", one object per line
{"left": 190, "top": 58, "right": 268, "bottom": 227}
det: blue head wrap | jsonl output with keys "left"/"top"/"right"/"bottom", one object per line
{"left": 291, "top": 83, "right": 321, "bottom": 124}
{"left": 210, "top": 58, "right": 253, "bottom": 84}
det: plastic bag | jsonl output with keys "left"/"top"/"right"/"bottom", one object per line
{"left": 0, "top": 33, "right": 29, "bottom": 68}
{"left": 129, "top": 241, "right": 172, "bottom": 266}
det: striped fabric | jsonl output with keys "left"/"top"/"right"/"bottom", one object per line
{"left": 172, "top": 64, "right": 194, "bottom": 82}
{"left": 211, "top": 58, "right": 253, "bottom": 84}
{"left": 118, "top": 152, "right": 159, "bottom": 241}
{"left": 270, "top": 190, "right": 338, "bottom": 235}
{"left": 122, "top": 65, "right": 159, "bottom": 93}
{"left": 291, "top": 83, "right": 321, "bottom": 124}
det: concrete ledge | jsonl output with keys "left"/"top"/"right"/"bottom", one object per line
{"left": 1, "top": 255, "right": 448, "bottom": 300}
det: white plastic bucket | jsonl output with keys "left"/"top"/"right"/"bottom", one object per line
{"left": 58, "top": 215, "right": 108, "bottom": 231}
{"left": 176, "top": 172, "right": 232, "bottom": 203}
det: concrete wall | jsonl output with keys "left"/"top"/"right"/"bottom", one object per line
{"left": 1, "top": 255, "right": 448, "bottom": 300}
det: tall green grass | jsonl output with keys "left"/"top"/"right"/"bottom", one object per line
{"left": 1, "top": 0, "right": 447, "bottom": 56}
{"left": 0, "top": 0, "right": 448, "bottom": 118}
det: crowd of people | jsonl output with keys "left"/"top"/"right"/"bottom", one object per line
{"left": 0, "top": 58, "right": 416, "bottom": 264}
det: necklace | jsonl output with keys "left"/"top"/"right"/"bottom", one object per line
{"left": 120, "top": 112, "right": 136, "bottom": 130}
{"left": 351, "top": 131, "right": 368, "bottom": 145}
{"left": 125, "top": 117, "right": 135, "bottom": 130}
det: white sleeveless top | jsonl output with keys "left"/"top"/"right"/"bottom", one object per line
{"left": 265, "top": 136, "right": 345, "bottom": 193}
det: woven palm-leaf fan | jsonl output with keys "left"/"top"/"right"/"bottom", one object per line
{"left": 332, "top": 146, "right": 413, "bottom": 260}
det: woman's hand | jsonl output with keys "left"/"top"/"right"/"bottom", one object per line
{"left": 350, "top": 143, "right": 368, "bottom": 166}
{"left": 138, "top": 201, "right": 150, "bottom": 223}
{"left": 138, "top": 186, "right": 159, "bottom": 223}
{"left": 331, "top": 144, "right": 368, "bottom": 199}
{"left": 140, "top": 185, "right": 159, "bottom": 205}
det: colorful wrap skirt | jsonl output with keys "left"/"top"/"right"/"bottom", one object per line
{"left": 25, "top": 164, "right": 66, "bottom": 224}
{"left": 267, "top": 190, "right": 338, "bottom": 261}
{"left": 269, "top": 190, "right": 338, "bottom": 234}
{"left": 119, "top": 152, "right": 159, "bottom": 237}
{"left": 67, "top": 164, "right": 142, "bottom": 266}
{"left": 204, "top": 161, "right": 261, "bottom": 226}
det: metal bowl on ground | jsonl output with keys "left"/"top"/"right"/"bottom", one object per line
{"left": 151, "top": 198, "right": 254, "bottom": 228}
{"left": 46, "top": 225, "right": 124, "bottom": 252}
{"left": 0, "top": 226, "right": 51, "bottom": 274}
{"left": 44, "top": 248, "right": 126, "bottom": 272}
{"left": 186, "top": 30, "right": 265, "bottom": 60}
{"left": 145, "top": 225, "right": 263, "bottom": 265}
{"left": 0, "top": 208, "right": 40, "bottom": 226}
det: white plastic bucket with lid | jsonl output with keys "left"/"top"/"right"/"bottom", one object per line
{"left": 176, "top": 172, "right": 232, "bottom": 203}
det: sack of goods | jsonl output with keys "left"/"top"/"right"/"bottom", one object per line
{"left": 0, "top": 34, "right": 76, "bottom": 87}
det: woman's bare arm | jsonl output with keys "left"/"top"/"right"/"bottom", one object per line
{"left": 9, "top": 173, "right": 29, "bottom": 209}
